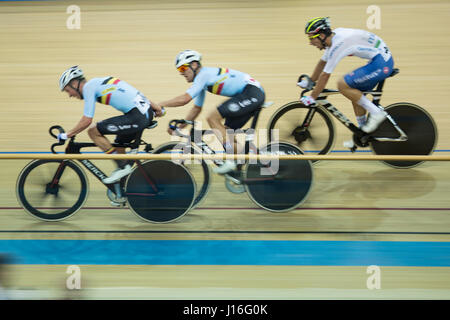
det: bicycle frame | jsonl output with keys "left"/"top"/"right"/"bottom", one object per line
{"left": 173, "top": 120, "right": 289, "bottom": 185}
{"left": 173, "top": 109, "right": 261, "bottom": 167}
{"left": 190, "top": 127, "right": 259, "bottom": 166}
{"left": 51, "top": 131, "right": 157, "bottom": 199}
{"left": 164, "top": 114, "right": 314, "bottom": 211}
{"left": 302, "top": 75, "right": 408, "bottom": 143}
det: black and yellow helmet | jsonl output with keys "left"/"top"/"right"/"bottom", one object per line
{"left": 305, "top": 17, "right": 332, "bottom": 37}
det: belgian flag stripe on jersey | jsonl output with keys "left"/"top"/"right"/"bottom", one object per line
{"left": 217, "top": 68, "right": 228, "bottom": 75}
{"left": 101, "top": 77, "right": 121, "bottom": 85}
{"left": 98, "top": 77, "right": 121, "bottom": 104}
{"left": 103, "top": 93, "right": 112, "bottom": 105}
{"left": 213, "top": 82, "right": 224, "bottom": 95}
{"left": 208, "top": 68, "right": 228, "bottom": 94}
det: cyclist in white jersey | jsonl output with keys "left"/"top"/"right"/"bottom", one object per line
{"left": 58, "top": 66, "right": 164, "bottom": 183}
{"left": 298, "top": 17, "right": 394, "bottom": 134}
{"left": 158, "top": 50, "right": 266, "bottom": 174}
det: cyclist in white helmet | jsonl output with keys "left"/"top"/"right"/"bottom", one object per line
{"left": 158, "top": 50, "right": 266, "bottom": 174}
{"left": 299, "top": 17, "right": 394, "bottom": 134}
{"left": 59, "top": 66, "right": 164, "bottom": 184}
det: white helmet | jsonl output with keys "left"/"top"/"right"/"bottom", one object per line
{"left": 175, "top": 50, "right": 202, "bottom": 68}
{"left": 59, "top": 65, "right": 84, "bottom": 91}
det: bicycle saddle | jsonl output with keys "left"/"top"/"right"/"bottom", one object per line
{"left": 147, "top": 120, "right": 158, "bottom": 129}
{"left": 389, "top": 68, "right": 400, "bottom": 78}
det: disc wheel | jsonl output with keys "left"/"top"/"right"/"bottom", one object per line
{"left": 370, "top": 103, "right": 437, "bottom": 168}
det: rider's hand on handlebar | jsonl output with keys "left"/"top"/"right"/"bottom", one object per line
{"left": 167, "top": 122, "right": 187, "bottom": 135}
{"left": 57, "top": 132, "right": 68, "bottom": 142}
{"left": 152, "top": 103, "right": 165, "bottom": 117}
{"left": 300, "top": 95, "right": 316, "bottom": 106}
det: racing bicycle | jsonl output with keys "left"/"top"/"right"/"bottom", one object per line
{"left": 153, "top": 106, "right": 314, "bottom": 212}
{"left": 267, "top": 69, "right": 438, "bottom": 168}
{"left": 16, "top": 122, "right": 196, "bottom": 223}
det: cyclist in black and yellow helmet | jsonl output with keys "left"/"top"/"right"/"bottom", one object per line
{"left": 304, "top": 17, "right": 333, "bottom": 50}
{"left": 299, "top": 17, "right": 394, "bottom": 135}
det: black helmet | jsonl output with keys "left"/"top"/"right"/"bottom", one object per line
{"left": 305, "top": 17, "right": 332, "bottom": 36}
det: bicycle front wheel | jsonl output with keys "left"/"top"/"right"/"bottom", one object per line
{"left": 244, "top": 142, "right": 313, "bottom": 212}
{"left": 125, "top": 160, "right": 196, "bottom": 223}
{"left": 267, "top": 102, "right": 335, "bottom": 160}
{"left": 16, "top": 159, "right": 89, "bottom": 221}
{"left": 153, "top": 141, "right": 210, "bottom": 208}
{"left": 370, "top": 103, "right": 438, "bottom": 168}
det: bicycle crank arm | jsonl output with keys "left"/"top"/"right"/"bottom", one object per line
{"left": 225, "top": 175, "right": 242, "bottom": 185}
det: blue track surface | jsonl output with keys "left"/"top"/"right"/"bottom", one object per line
{"left": 1, "top": 240, "right": 449, "bottom": 266}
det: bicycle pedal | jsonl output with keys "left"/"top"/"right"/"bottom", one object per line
{"left": 225, "top": 169, "right": 243, "bottom": 183}
{"left": 343, "top": 140, "right": 354, "bottom": 149}
{"left": 343, "top": 140, "right": 358, "bottom": 153}
{"left": 115, "top": 197, "right": 127, "bottom": 203}
{"left": 147, "top": 120, "right": 158, "bottom": 129}
{"left": 110, "top": 201, "right": 125, "bottom": 208}
{"left": 224, "top": 177, "right": 246, "bottom": 194}
{"left": 225, "top": 173, "right": 242, "bottom": 185}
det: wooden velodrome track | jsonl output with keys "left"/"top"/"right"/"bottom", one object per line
{"left": 0, "top": 0, "right": 449, "bottom": 300}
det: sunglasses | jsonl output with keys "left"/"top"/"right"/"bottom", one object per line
{"left": 177, "top": 64, "right": 190, "bottom": 73}
{"left": 308, "top": 33, "right": 321, "bottom": 40}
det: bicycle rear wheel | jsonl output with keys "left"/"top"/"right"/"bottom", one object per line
{"left": 267, "top": 102, "right": 335, "bottom": 160}
{"left": 125, "top": 160, "right": 196, "bottom": 223}
{"left": 244, "top": 142, "right": 313, "bottom": 212}
{"left": 153, "top": 142, "right": 210, "bottom": 208}
{"left": 16, "top": 159, "right": 89, "bottom": 221}
{"left": 370, "top": 103, "right": 437, "bottom": 168}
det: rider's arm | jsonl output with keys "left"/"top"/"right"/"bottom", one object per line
{"left": 67, "top": 116, "right": 93, "bottom": 138}
{"left": 310, "top": 71, "right": 331, "bottom": 100}
{"left": 310, "top": 60, "right": 326, "bottom": 82}
{"left": 148, "top": 99, "right": 164, "bottom": 117}
{"left": 159, "top": 93, "right": 192, "bottom": 108}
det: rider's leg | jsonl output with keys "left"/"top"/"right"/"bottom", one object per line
{"left": 87, "top": 124, "right": 112, "bottom": 152}
{"left": 207, "top": 109, "right": 237, "bottom": 174}
{"left": 338, "top": 77, "right": 386, "bottom": 133}
{"left": 352, "top": 102, "right": 367, "bottom": 128}
{"left": 336, "top": 80, "right": 368, "bottom": 127}
{"left": 210, "top": 85, "right": 265, "bottom": 174}
{"left": 95, "top": 109, "right": 149, "bottom": 183}
{"left": 337, "top": 78, "right": 381, "bottom": 115}
{"left": 206, "top": 108, "right": 228, "bottom": 148}
{"left": 88, "top": 124, "right": 128, "bottom": 168}
{"left": 340, "top": 54, "right": 394, "bottom": 133}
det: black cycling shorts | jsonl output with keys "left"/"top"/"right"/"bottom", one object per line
{"left": 96, "top": 107, "right": 153, "bottom": 144}
{"left": 217, "top": 84, "right": 265, "bottom": 129}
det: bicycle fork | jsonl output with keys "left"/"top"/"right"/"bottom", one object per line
{"left": 46, "top": 160, "right": 70, "bottom": 195}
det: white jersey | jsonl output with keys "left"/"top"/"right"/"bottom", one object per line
{"left": 321, "top": 28, "right": 391, "bottom": 74}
